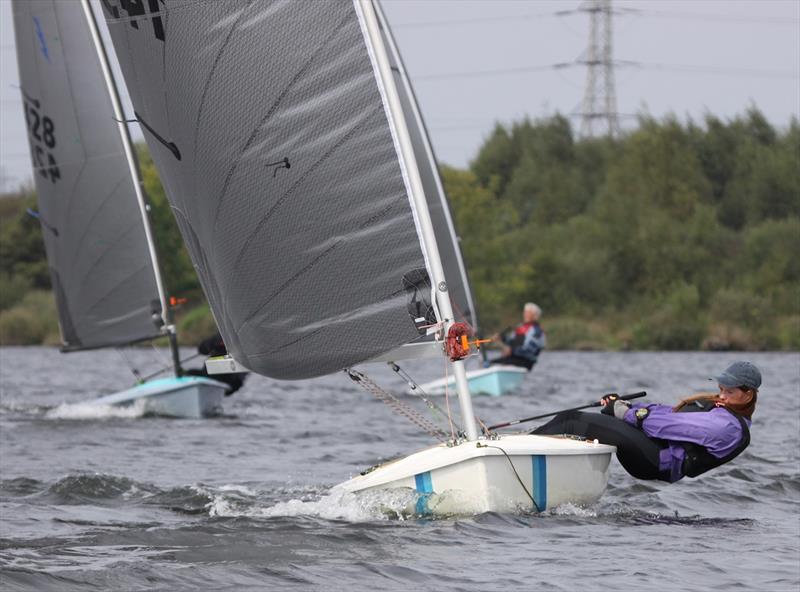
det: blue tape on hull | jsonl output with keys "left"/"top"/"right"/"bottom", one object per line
{"left": 414, "top": 471, "right": 433, "bottom": 514}
{"left": 531, "top": 455, "right": 547, "bottom": 512}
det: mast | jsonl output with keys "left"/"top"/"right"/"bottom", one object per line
{"left": 357, "top": 0, "right": 479, "bottom": 440}
{"left": 80, "top": 0, "right": 182, "bottom": 377}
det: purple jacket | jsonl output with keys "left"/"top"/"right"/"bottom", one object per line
{"left": 623, "top": 403, "right": 751, "bottom": 482}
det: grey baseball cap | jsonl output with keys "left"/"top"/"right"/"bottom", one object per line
{"left": 711, "top": 361, "right": 762, "bottom": 390}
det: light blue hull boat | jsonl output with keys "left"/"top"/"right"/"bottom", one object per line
{"left": 415, "top": 365, "right": 529, "bottom": 397}
{"left": 88, "top": 376, "right": 228, "bottom": 418}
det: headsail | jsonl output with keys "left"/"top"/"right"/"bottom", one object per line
{"left": 100, "top": 0, "right": 449, "bottom": 379}
{"left": 12, "top": 0, "right": 165, "bottom": 350}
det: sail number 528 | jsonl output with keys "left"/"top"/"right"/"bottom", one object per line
{"left": 24, "top": 102, "right": 60, "bottom": 184}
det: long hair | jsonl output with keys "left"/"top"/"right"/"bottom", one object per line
{"left": 673, "top": 389, "right": 758, "bottom": 419}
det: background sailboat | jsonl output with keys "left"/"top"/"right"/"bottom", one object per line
{"left": 12, "top": 0, "right": 228, "bottom": 418}
{"left": 100, "top": 0, "right": 615, "bottom": 513}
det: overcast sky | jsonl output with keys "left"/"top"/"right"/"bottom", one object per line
{"left": 1, "top": 0, "right": 798, "bottom": 192}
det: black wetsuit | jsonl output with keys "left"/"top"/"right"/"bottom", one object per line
{"left": 532, "top": 411, "right": 670, "bottom": 481}
{"left": 185, "top": 332, "right": 248, "bottom": 395}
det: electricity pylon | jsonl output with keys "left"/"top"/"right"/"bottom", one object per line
{"left": 579, "top": 0, "right": 621, "bottom": 137}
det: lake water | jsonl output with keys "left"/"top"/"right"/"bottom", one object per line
{"left": 1, "top": 347, "right": 798, "bottom": 591}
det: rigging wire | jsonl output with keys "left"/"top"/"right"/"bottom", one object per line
{"left": 137, "top": 352, "right": 203, "bottom": 383}
{"left": 345, "top": 368, "right": 451, "bottom": 443}
{"left": 116, "top": 348, "right": 143, "bottom": 383}
{"left": 388, "top": 362, "right": 455, "bottom": 429}
{"left": 150, "top": 340, "right": 172, "bottom": 370}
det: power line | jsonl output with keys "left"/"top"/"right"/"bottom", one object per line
{"left": 632, "top": 8, "right": 800, "bottom": 25}
{"left": 636, "top": 62, "right": 799, "bottom": 79}
{"left": 414, "top": 63, "right": 555, "bottom": 81}
{"left": 392, "top": 11, "right": 558, "bottom": 29}
{"left": 410, "top": 61, "right": 799, "bottom": 82}
{"left": 390, "top": 8, "right": 800, "bottom": 29}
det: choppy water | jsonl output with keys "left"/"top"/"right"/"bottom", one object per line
{"left": 0, "top": 347, "right": 798, "bottom": 591}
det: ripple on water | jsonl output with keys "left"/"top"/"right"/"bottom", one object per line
{"left": 1, "top": 349, "right": 798, "bottom": 591}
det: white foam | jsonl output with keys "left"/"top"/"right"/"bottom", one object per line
{"left": 206, "top": 486, "right": 418, "bottom": 522}
{"left": 206, "top": 495, "right": 237, "bottom": 517}
{"left": 216, "top": 484, "right": 258, "bottom": 496}
{"left": 45, "top": 399, "right": 147, "bottom": 420}
{"left": 549, "top": 502, "right": 598, "bottom": 518}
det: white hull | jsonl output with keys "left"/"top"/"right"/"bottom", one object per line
{"left": 336, "top": 434, "right": 615, "bottom": 515}
{"left": 88, "top": 376, "right": 227, "bottom": 418}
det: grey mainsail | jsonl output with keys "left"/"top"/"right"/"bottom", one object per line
{"left": 100, "top": 0, "right": 454, "bottom": 379}
{"left": 374, "top": 2, "right": 478, "bottom": 331}
{"left": 12, "top": 0, "right": 165, "bottom": 350}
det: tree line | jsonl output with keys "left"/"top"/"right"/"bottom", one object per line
{"left": 448, "top": 108, "right": 799, "bottom": 349}
{"left": 1, "top": 108, "right": 797, "bottom": 350}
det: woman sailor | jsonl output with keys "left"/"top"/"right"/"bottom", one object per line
{"left": 532, "top": 361, "right": 759, "bottom": 482}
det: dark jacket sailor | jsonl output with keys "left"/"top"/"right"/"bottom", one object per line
{"left": 186, "top": 332, "right": 248, "bottom": 395}
{"left": 532, "top": 361, "right": 759, "bottom": 482}
{"left": 491, "top": 302, "right": 546, "bottom": 370}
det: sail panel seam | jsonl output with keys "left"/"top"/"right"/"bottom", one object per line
{"left": 235, "top": 177, "right": 401, "bottom": 335}
{"left": 210, "top": 10, "right": 354, "bottom": 234}
{"left": 67, "top": 173, "right": 127, "bottom": 281}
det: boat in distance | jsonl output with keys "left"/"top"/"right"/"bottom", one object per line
{"left": 89, "top": 376, "right": 228, "bottom": 419}
{"left": 414, "top": 365, "right": 529, "bottom": 397}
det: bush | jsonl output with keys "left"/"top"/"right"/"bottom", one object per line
{"left": 176, "top": 304, "right": 217, "bottom": 346}
{"left": 543, "top": 316, "right": 620, "bottom": 350}
{"left": 776, "top": 316, "right": 800, "bottom": 350}
{"left": 0, "top": 290, "right": 59, "bottom": 345}
{"left": 631, "top": 283, "right": 706, "bottom": 349}
{"left": 706, "top": 288, "right": 796, "bottom": 350}
{"left": 708, "top": 288, "right": 770, "bottom": 330}
{"left": 702, "top": 323, "right": 754, "bottom": 351}
{"left": 0, "top": 273, "right": 32, "bottom": 311}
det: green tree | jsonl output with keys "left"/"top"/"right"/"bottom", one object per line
{"left": 441, "top": 165, "right": 519, "bottom": 329}
{"left": 136, "top": 147, "right": 202, "bottom": 300}
{"left": 0, "top": 191, "right": 49, "bottom": 289}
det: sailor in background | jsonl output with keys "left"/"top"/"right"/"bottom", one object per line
{"left": 532, "top": 361, "right": 760, "bottom": 482}
{"left": 490, "top": 302, "right": 546, "bottom": 370}
{"left": 186, "top": 332, "right": 248, "bottom": 396}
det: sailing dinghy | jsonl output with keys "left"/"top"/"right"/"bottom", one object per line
{"left": 12, "top": 0, "right": 228, "bottom": 418}
{"left": 414, "top": 365, "right": 529, "bottom": 397}
{"left": 100, "top": 0, "right": 614, "bottom": 513}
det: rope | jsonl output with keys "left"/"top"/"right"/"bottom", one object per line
{"left": 442, "top": 354, "right": 457, "bottom": 440}
{"left": 346, "top": 369, "right": 450, "bottom": 443}
{"left": 477, "top": 442, "right": 541, "bottom": 512}
{"left": 475, "top": 415, "right": 491, "bottom": 437}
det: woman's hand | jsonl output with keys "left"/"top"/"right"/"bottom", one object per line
{"left": 600, "top": 394, "right": 631, "bottom": 420}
